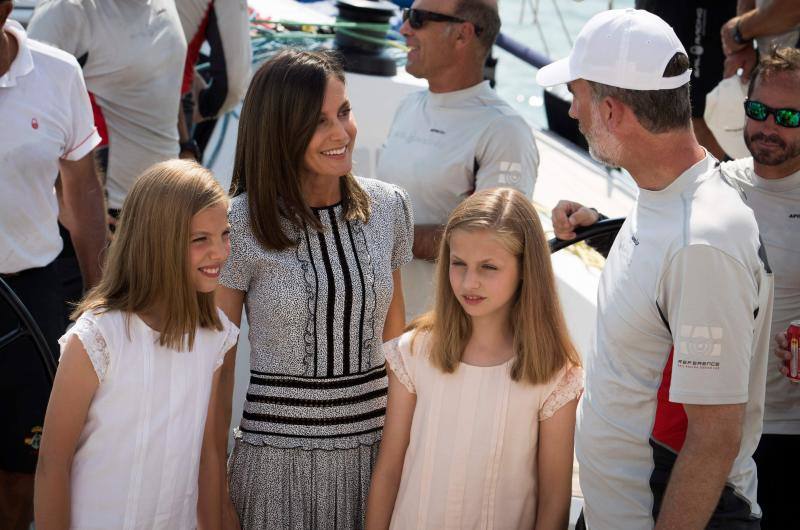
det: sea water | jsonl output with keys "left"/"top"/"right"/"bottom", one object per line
{"left": 495, "top": 0, "right": 635, "bottom": 127}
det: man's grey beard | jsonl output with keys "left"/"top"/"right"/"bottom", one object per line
{"left": 584, "top": 105, "right": 624, "bottom": 168}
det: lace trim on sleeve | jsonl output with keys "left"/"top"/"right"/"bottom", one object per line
{"left": 59, "top": 314, "right": 110, "bottom": 382}
{"left": 539, "top": 365, "right": 584, "bottom": 421}
{"left": 383, "top": 337, "right": 415, "bottom": 394}
{"left": 215, "top": 312, "right": 240, "bottom": 370}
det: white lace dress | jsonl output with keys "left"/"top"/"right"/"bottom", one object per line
{"left": 58, "top": 308, "right": 238, "bottom": 530}
{"left": 384, "top": 330, "right": 584, "bottom": 529}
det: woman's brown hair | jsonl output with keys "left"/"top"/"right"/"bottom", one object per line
{"left": 411, "top": 188, "right": 581, "bottom": 385}
{"left": 230, "top": 49, "right": 370, "bottom": 250}
{"left": 74, "top": 160, "right": 228, "bottom": 351}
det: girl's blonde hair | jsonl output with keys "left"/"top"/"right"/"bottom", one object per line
{"left": 411, "top": 188, "right": 581, "bottom": 385}
{"left": 74, "top": 159, "right": 228, "bottom": 351}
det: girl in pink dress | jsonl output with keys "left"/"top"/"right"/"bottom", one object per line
{"left": 367, "top": 188, "right": 583, "bottom": 530}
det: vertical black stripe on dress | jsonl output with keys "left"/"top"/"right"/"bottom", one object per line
{"left": 313, "top": 210, "right": 338, "bottom": 377}
{"left": 346, "top": 221, "right": 366, "bottom": 372}
{"left": 328, "top": 208, "right": 354, "bottom": 374}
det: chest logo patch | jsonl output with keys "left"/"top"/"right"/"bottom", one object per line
{"left": 31, "top": 118, "right": 39, "bottom": 130}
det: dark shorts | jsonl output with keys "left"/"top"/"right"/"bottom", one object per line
{"left": 754, "top": 433, "right": 798, "bottom": 530}
{"left": 636, "top": 0, "right": 737, "bottom": 117}
{"left": 650, "top": 439, "right": 761, "bottom": 529}
{"left": 55, "top": 222, "right": 83, "bottom": 320}
{"left": 577, "top": 505, "right": 760, "bottom": 530}
{"left": 55, "top": 208, "right": 118, "bottom": 318}
{"left": 0, "top": 263, "right": 65, "bottom": 473}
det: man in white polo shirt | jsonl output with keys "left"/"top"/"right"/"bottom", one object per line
{"left": 377, "top": 0, "right": 538, "bottom": 319}
{"left": 542, "top": 9, "right": 773, "bottom": 529}
{"left": 721, "top": 47, "right": 800, "bottom": 530}
{"left": 0, "top": 2, "right": 105, "bottom": 528}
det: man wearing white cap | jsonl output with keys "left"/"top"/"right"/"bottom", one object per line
{"left": 540, "top": 9, "right": 773, "bottom": 530}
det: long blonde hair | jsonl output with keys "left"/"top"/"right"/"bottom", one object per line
{"left": 412, "top": 188, "right": 581, "bottom": 385}
{"left": 74, "top": 160, "right": 228, "bottom": 351}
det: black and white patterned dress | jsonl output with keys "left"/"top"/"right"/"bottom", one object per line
{"left": 220, "top": 178, "right": 413, "bottom": 529}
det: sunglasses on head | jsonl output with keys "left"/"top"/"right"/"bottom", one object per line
{"left": 743, "top": 99, "right": 800, "bottom": 128}
{"left": 402, "top": 8, "right": 483, "bottom": 36}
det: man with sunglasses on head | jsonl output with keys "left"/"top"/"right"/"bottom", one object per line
{"left": 376, "top": 0, "right": 538, "bottom": 319}
{"left": 719, "top": 46, "right": 800, "bottom": 530}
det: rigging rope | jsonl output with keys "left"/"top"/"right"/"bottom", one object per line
{"left": 518, "top": 0, "right": 620, "bottom": 59}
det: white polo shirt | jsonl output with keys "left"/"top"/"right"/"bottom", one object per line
{"left": 577, "top": 155, "right": 773, "bottom": 528}
{"left": 0, "top": 20, "right": 100, "bottom": 274}
{"left": 722, "top": 157, "right": 800, "bottom": 436}
{"left": 376, "top": 80, "right": 539, "bottom": 318}
{"left": 28, "top": 0, "right": 186, "bottom": 209}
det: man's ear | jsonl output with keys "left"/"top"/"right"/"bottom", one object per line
{"left": 453, "top": 21, "right": 477, "bottom": 49}
{"left": 604, "top": 96, "right": 627, "bottom": 134}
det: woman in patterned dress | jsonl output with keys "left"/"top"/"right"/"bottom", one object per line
{"left": 215, "top": 50, "right": 413, "bottom": 529}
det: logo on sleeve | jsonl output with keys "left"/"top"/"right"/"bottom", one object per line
{"left": 677, "top": 325, "right": 722, "bottom": 369}
{"left": 497, "top": 161, "right": 522, "bottom": 185}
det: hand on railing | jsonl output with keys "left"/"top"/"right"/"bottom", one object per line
{"left": 548, "top": 200, "right": 624, "bottom": 255}
{"left": 551, "top": 200, "right": 600, "bottom": 240}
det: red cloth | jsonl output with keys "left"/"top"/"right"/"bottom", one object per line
{"left": 181, "top": 1, "right": 213, "bottom": 95}
{"left": 88, "top": 92, "right": 108, "bottom": 147}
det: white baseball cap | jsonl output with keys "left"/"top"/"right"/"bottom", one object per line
{"left": 536, "top": 9, "right": 692, "bottom": 90}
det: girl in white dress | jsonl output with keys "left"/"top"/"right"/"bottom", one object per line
{"left": 367, "top": 188, "right": 584, "bottom": 530}
{"left": 34, "top": 160, "right": 239, "bottom": 530}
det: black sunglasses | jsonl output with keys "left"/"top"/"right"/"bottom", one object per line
{"left": 744, "top": 99, "right": 800, "bottom": 128}
{"left": 402, "top": 8, "right": 483, "bottom": 36}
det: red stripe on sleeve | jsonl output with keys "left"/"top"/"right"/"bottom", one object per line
{"left": 652, "top": 347, "right": 688, "bottom": 452}
{"left": 182, "top": 1, "right": 213, "bottom": 95}
{"left": 88, "top": 92, "right": 108, "bottom": 147}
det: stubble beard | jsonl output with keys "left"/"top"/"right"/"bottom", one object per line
{"left": 745, "top": 130, "right": 800, "bottom": 166}
{"left": 584, "top": 105, "right": 624, "bottom": 168}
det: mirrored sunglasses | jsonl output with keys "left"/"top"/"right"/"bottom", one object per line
{"left": 744, "top": 99, "right": 800, "bottom": 128}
